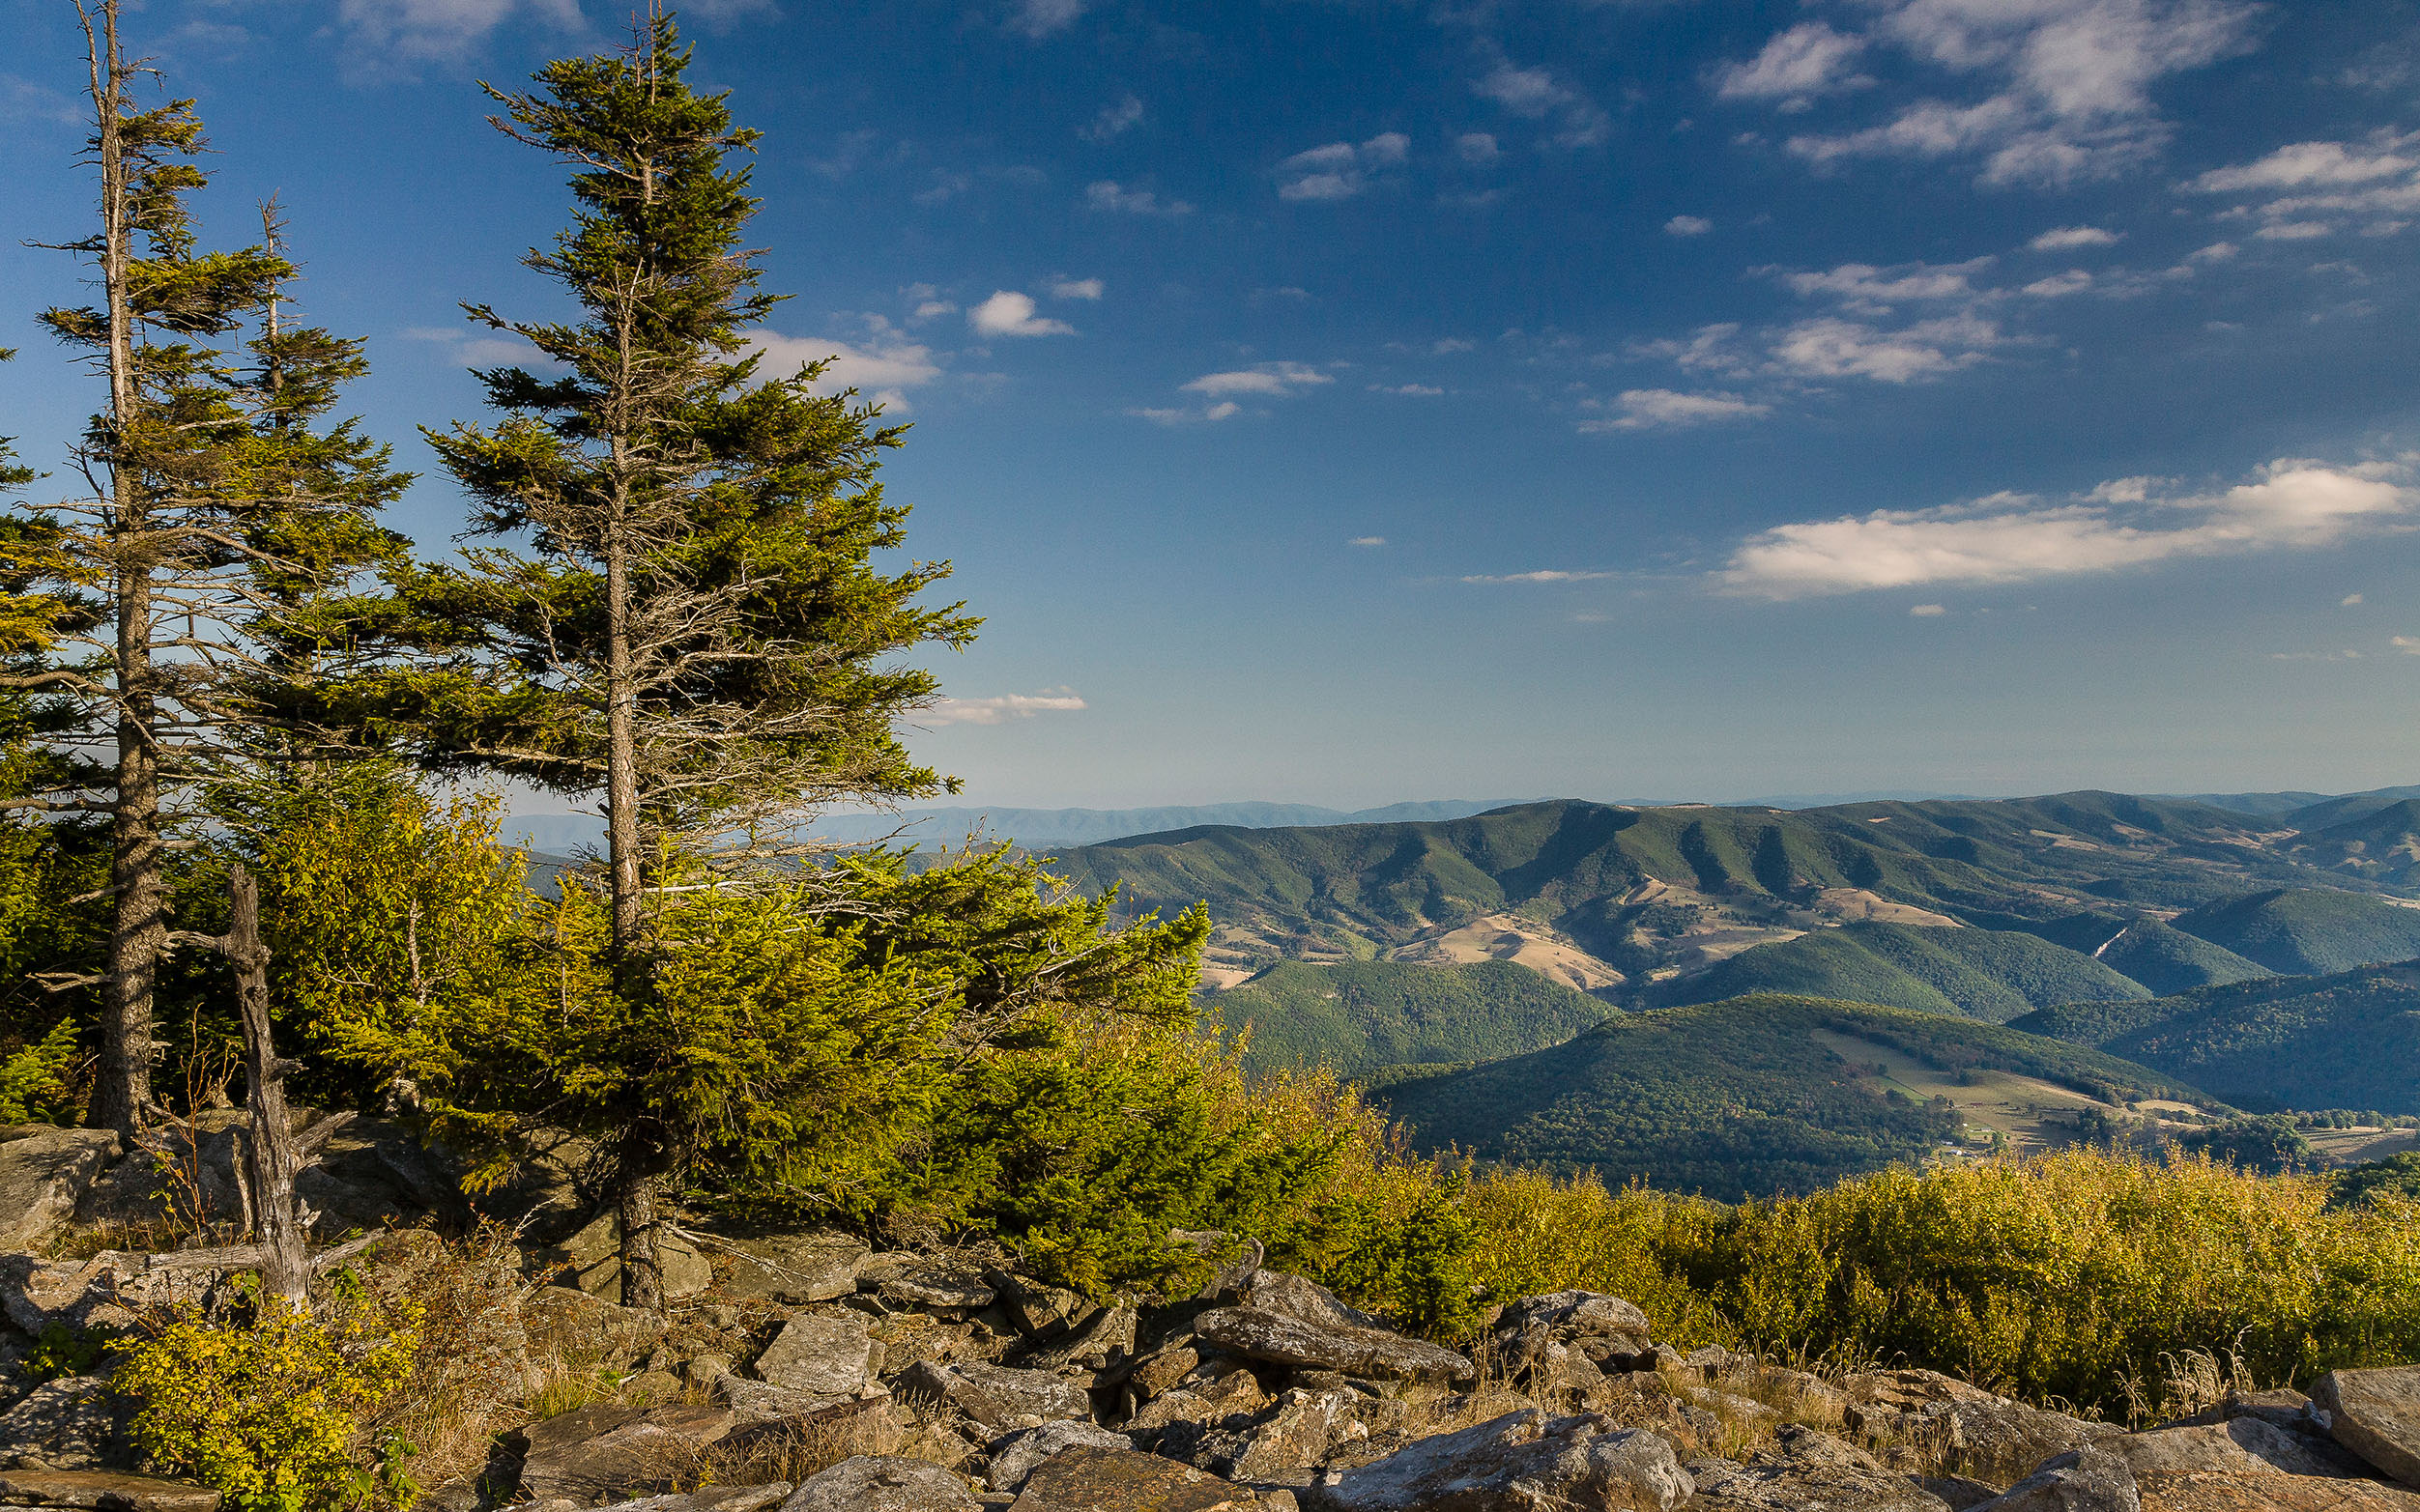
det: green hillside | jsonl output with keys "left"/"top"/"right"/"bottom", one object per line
{"left": 1208, "top": 959, "right": 1612, "bottom": 1077}
{"left": 1654, "top": 921, "right": 2148, "bottom": 1021}
{"left": 2170, "top": 888, "right": 2420, "bottom": 975}
{"left": 1051, "top": 794, "right": 2410, "bottom": 993}
{"left": 1371, "top": 994, "right": 2208, "bottom": 1199}
{"left": 2012, "top": 962, "right": 2420, "bottom": 1114}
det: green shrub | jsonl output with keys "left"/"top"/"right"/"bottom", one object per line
{"left": 112, "top": 1282, "right": 420, "bottom": 1512}
{"left": 0, "top": 1018, "right": 81, "bottom": 1124}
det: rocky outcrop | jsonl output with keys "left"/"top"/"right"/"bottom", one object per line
{"left": 2317, "top": 1367, "right": 2420, "bottom": 1487}
{"left": 511, "top": 1404, "right": 735, "bottom": 1502}
{"left": 750, "top": 1314, "right": 879, "bottom": 1397}
{"left": 779, "top": 1455, "right": 979, "bottom": 1512}
{"left": 1972, "top": 1445, "right": 2139, "bottom": 1512}
{"left": 1006, "top": 1445, "right": 1294, "bottom": 1511}
{"left": 897, "top": 1359, "right": 1092, "bottom": 1434}
{"left": 1303, "top": 1410, "right": 1691, "bottom": 1512}
{"left": 0, "top": 1131, "right": 119, "bottom": 1250}
{"left": 0, "top": 1469, "right": 221, "bottom": 1512}
{"left": 1192, "top": 1307, "right": 1475, "bottom": 1385}
{"left": 1689, "top": 1424, "right": 1950, "bottom": 1511}
{"left": 986, "top": 1420, "right": 1135, "bottom": 1493}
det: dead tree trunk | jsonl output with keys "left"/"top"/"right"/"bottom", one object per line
{"left": 209, "top": 866, "right": 310, "bottom": 1306}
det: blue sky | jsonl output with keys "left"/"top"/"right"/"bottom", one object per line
{"left": 6, "top": 0, "right": 2420, "bottom": 809}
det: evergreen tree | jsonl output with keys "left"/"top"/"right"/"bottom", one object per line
{"left": 8, "top": 0, "right": 410, "bottom": 1135}
{"left": 403, "top": 14, "right": 972, "bottom": 1300}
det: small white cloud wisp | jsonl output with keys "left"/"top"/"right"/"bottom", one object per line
{"left": 923, "top": 690, "right": 1087, "bottom": 726}
{"left": 968, "top": 291, "right": 1075, "bottom": 337}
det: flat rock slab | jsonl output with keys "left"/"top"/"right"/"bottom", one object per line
{"left": 2140, "top": 1474, "right": 2420, "bottom": 1511}
{"left": 1006, "top": 1446, "right": 1288, "bottom": 1512}
{"left": 1193, "top": 1307, "right": 1475, "bottom": 1385}
{"left": 0, "top": 1130, "right": 120, "bottom": 1249}
{"left": 754, "top": 1314, "right": 879, "bottom": 1396}
{"left": 2115, "top": 1419, "right": 2373, "bottom": 1482}
{"left": 516, "top": 1404, "right": 736, "bottom": 1502}
{"left": 0, "top": 1377, "right": 120, "bottom": 1470}
{"left": 898, "top": 1360, "right": 1091, "bottom": 1433}
{"left": 1306, "top": 1410, "right": 1690, "bottom": 1512}
{"left": 0, "top": 1469, "right": 220, "bottom": 1512}
{"left": 779, "top": 1456, "right": 979, "bottom": 1512}
{"left": 2317, "top": 1368, "right": 2420, "bottom": 1486}
{"left": 726, "top": 1233, "right": 868, "bottom": 1304}
{"left": 1972, "top": 1446, "right": 2138, "bottom": 1512}
{"left": 1689, "top": 1426, "right": 1950, "bottom": 1512}
{"left": 595, "top": 1486, "right": 792, "bottom": 1512}
{"left": 986, "top": 1421, "right": 1134, "bottom": 1494}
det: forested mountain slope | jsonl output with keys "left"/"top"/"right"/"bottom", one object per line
{"left": 1368, "top": 994, "right": 2214, "bottom": 1199}
{"left": 1650, "top": 920, "right": 2150, "bottom": 1021}
{"left": 1208, "top": 960, "right": 1611, "bottom": 1077}
{"left": 2012, "top": 962, "right": 2420, "bottom": 1114}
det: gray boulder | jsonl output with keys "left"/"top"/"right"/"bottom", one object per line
{"left": 779, "top": 1456, "right": 978, "bottom": 1512}
{"left": 1304, "top": 1410, "right": 1690, "bottom": 1512}
{"left": 512, "top": 1403, "right": 736, "bottom": 1503}
{"left": 752, "top": 1314, "right": 879, "bottom": 1397}
{"left": 1491, "top": 1291, "right": 1656, "bottom": 1369}
{"left": 1193, "top": 1307, "right": 1474, "bottom": 1385}
{"left": 595, "top": 1488, "right": 792, "bottom": 1512}
{"left": 859, "top": 1255, "right": 995, "bottom": 1313}
{"left": 1688, "top": 1424, "right": 1950, "bottom": 1511}
{"left": 2111, "top": 1417, "right": 2372, "bottom": 1481}
{"left": 986, "top": 1420, "right": 1134, "bottom": 1493}
{"left": 1972, "top": 1446, "right": 2138, "bottom": 1512}
{"left": 1006, "top": 1445, "right": 1292, "bottom": 1510}
{"left": 0, "top": 1469, "right": 221, "bottom": 1512}
{"left": 553, "top": 1213, "right": 712, "bottom": 1302}
{"left": 724, "top": 1232, "right": 868, "bottom": 1304}
{"left": 0, "top": 1130, "right": 120, "bottom": 1248}
{"left": 897, "top": 1359, "right": 1092, "bottom": 1433}
{"left": 2316, "top": 1366, "right": 2420, "bottom": 1486}
{"left": 0, "top": 1377, "right": 121, "bottom": 1471}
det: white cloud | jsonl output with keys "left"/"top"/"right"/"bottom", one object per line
{"left": 1278, "top": 134, "right": 1412, "bottom": 202}
{"left": 1475, "top": 60, "right": 1611, "bottom": 148}
{"left": 912, "top": 300, "right": 959, "bottom": 321}
{"left": 1350, "top": 536, "right": 1388, "bottom": 547}
{"left": 1457, "top": 132, "right": 1500, "bottom": 165}
{"left": 2344, "top": 592, "right": 2365, "bottom": 606}
{"left": 1769, "top": 0, "right": 2257, "bottom": 187}
{"left": 1714, "top": 23, "right": 1872, "bottom": 106}
{"left": 1009, "top": 0, "right": 1084, "bottom": 39}
{"left": 1052, "top": 277, "right": 1104, "bottom": 300}
{"left": 1461, "top": 570, "right": 1616, "bottom": 584}
{"left": 1720, "top": 458, "right": 2417, "bottom": 597}
{"left": 1086, "top": 94, "right": 1144, "bottom": 141}
{"left": 1432, "top": 338, "right": 1475, "bottom": 355}
{"left": 2022, "top": 270, "right": 2095, "bottom": 297}
{"left": 1910, "top": 603, "right": 1948, "bottom": 615}
{"left": 2186, "top": 132, "right": 2420, "bottom": 239}
{"left": 0, "top": 74, "right": 81, "bottom": 126}
{"left": 968, "top": 291, "right": 1075, "bottom": 338}
{"left": 924, "top": 690, "right": 1087, "bottom": 725}
{"left": 2031, "top": 225, "right": 2120, "bottom": 250}
{"left": 1775, "top": 258, "right": 1992, "bottom": 311}
{"left": 1182, "top": 361, "right": 1334, "bottom": 397}
{"left": 333, "top": 0, "right": 581, "bottom": 72}
{"left": 1771, "top": 314, "right": 2003, "bottom": 383}
{"left": 402, "top": 326, "right": 555, "bottom": 369}
{"left": 1085, "top": 180, "right": 1194, "bottom": 216}
{"left": 2396, "top": 636, "right": 2420, "bottom": 654}
{"left": 1371, "top": 383, "right": 1446, "bottom": 396}
{"left": 1629, "top": 323, "right": 1752, "bottom": 376}
{"left": 1665, "top": 214, "right": 1714, "bottom": 236}
{"left": 1580, "top": 388, "right": 1772, "bottom": 431}
{"left": 743, "top": 329, "right": 944, "bottom": 413}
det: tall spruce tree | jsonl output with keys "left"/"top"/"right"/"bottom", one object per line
{"left": 7, "top": 0, "right": 410, "bottom": 1136}
{"left": 408, "top": 14, "right": 973, "bottom": 1302}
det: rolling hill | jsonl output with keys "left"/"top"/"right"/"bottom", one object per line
{"left": 1050, "top": 793, "right": 2418, "bottom": 997}
{"left": 1207, "top": 959, "right": 1612, "bottom": 1077}
{"left": 1651, "top": 921, "right": 2150, "bottom": 1021}
{"left": 2012, "top": 962, "right": 2420, "bottom": 1115}
{"left": 1369, "top": 994, "right": 2216, "bottom": 1199}
{"left": 2168, "top": 888, "right": 2420, "bottom": 975}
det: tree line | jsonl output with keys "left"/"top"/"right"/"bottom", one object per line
{"left": 0, "top": 1, "right": 1208, "bottom": 1306}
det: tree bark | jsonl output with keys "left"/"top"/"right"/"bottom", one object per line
{"left": 84, "top": 0, "right": 158, "bottom": 1141}
{"left": 615, "top": 1155, "right": 663, "bottom": 1310}
{"left": 223, "top": 865, "right": 309, "bottom": 1307}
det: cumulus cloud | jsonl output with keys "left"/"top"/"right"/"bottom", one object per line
{"left": 924, "top": 690, "right": 1086, "bottom": 725}
{"left": 743, "top": 329, "right": 944, "bottom": 412}
{"left": 1350, "top": 535, "right": 1388, "bottom": 547}
{"left": 1085, "top": 180, "right": 1194, "bottom": 215}
{"left": 1278, "top": 134, "right": 1411, "bottom": 201}
{"left": 1085, "top": 93, "right": 1143, "bottom": 141}
{"left": 1008, "top": 0, "right": 1083, "bottom": 39}
{"left": 2187, "top": 129, "right": 2420, "bottom": 238}
{"left": 1720, "top": 458, "right": 2417, "bottom": 597}
{"left": 1665, "top": 214, "right": 1714, "bottom": 236}
{"left": 1774, "top": 258, "right": 1992, "bottom": 311}
{"left": 967, "top": 291, "right": 1076, "bottom": 337}
{"left": 1052, "top": 277, "right": 1104, "bottom": 300}
{"left": 1183, "top": 361, "right": 1334, "bottom": 397}
{"left": 1771, "top": 314, "right": 2003, "bottom": 382}
{"left": 1713, "top": 22, "right": 1872, "bottom": 107}
{"left": 2344, "top": 592, "right": 2366, "bottom": 606}
{"left": 2022, "top": 270, "right": 2095, "bottom": 297}
{"left": 2031, "top": 225, "right": 2121, "bottom": 250}
{"left": 1746, "top": 0, "right": 2257, "bottom": 186}
{"left": 1371, "top": 383, "right": 1446, "bottom": 396}
{"left": 1910, "top": 603, "right": 1948, "bottom": 615}
{"left": 1580, "top": 388, "right": 1772, "bottom": 431}
{"left": 2396, "top": 636, "right": 2420, "bottom": 654}
{"left": 335, "top": 0, "right": 581, "bottom": 71}
{"left": 1629, "top": 323, "right": 1753, "bottom": 376}
{"left": 1457, "top": 132, "right": 1501, "bottom": 165}
{"left": 1475, "top": 59, "right": 1611, "bottom": 148}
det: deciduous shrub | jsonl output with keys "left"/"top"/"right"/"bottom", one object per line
{"left": 113, "top": 1279, "right": 421, "bottom": 1512}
